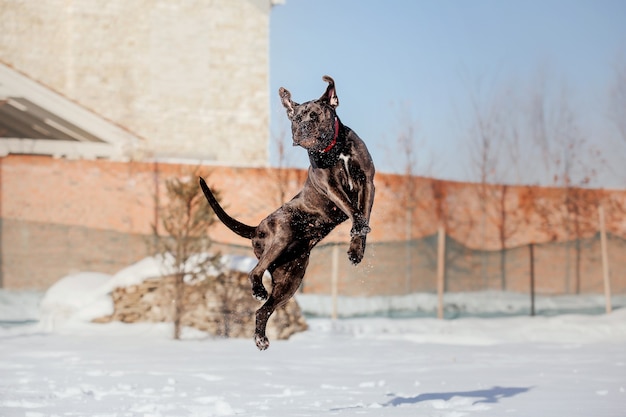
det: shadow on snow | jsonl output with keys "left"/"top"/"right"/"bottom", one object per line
{"left": 386, "top": 386, "right": 532, "bottom": 407}
{"left": 332, "top": 386, "right": 531, "bottom": 411}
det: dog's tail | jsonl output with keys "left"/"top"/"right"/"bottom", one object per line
{"left": 199, "top": 177, "right": 256, "bottom": 240}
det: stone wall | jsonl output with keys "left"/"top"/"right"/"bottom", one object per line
{"left": 95, "top": 270, "right": 308, "bottom": 341}
{"left": 0, "top": 0, "right": 270, "bottom": 163}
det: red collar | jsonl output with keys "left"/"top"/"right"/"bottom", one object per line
{"left": 321, "top": 117, "right": 340, "bottom": 153}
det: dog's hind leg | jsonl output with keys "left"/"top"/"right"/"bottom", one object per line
{"left": 248, "top": 241, "right": 286, "bottom": 301}
{"left": 248, "top": 265, "right": 269, "bottom": 301}
{"left": 254, "top": 255, "right": 309, "bottom": 350}
{"left": 249, "top": 216, "right": 295, "bottom": 301}
{"left": 254, "top": 295, "right": 277, "bottom": 350}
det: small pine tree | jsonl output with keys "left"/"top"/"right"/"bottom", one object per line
{"left": 152, "top": 168, "right": 219, "bottom": 339}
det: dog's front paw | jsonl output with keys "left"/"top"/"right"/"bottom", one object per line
{"left": 348, "top": 236, "right": 366, "bottom": 265}
{"left": 255, "top": 334, "right": 270, "bottom": 351}
{"left": 252, "top": 284, "right": 269, "bottom": 301}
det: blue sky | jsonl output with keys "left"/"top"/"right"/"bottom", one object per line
{"left": 268, "top": 0, "right": 626, "bottom": 187}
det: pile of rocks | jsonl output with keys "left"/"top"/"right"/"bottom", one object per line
{"left": 95, "top": 270, "right": 308, "bottom": 341}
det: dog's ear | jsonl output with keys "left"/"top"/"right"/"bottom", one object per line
{"left": 320, "top": 75, "right": 339, "bottom": 108}
{"left": 279, "top": 87, "right": 298, "bottom": 119}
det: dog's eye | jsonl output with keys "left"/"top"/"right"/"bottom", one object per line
{"left": 309, "top": 112, "right": 319, "bottom": 122}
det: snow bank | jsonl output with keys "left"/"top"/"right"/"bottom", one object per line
{"left": 39, "top": 272, "right": 113, "bottom": 330}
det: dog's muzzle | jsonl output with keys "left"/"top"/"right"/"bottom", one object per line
{"left": 292, "top": 117, "right": 339, "bottom": 152}
{"left": 291, "top": 123, "right": 319, "bottom": 149}
{"left": 292, "top": 136, "right": 318, "bottom": 149}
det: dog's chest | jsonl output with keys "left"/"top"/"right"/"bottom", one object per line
{"left": 338, "top": 153, "right": 354, "bottom": 191}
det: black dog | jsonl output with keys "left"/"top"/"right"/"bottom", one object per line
{"left": 199, "top": 75, "right": 375, "bottom": 350}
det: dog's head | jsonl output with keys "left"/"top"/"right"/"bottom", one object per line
{"left": 279, "top": 75, "right": 340, "bottom": 152}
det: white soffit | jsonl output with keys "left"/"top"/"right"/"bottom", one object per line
{"left": 0, "top": 62, "right": 142, "bottom": 159}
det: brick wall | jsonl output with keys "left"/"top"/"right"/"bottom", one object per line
{"left": 1, "top": 155, "right": 625, "bottom": 294}
{"left": 0, "top": 0, "right": 270, "bottom": 163}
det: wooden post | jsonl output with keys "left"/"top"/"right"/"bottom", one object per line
{"left": 331, "top": 243, "right": 339, "bottom": 320}
{"left": 529, "top": 243, "right": 535, "bottom": 317}
{"left": 436, "top": 224, "right": 446, "bottom": 319}
{"left": 405, "top": 207, "right": 412, "bottom": 293}
{"left": 598, "top": 206, "right": 612, "bottom": 314}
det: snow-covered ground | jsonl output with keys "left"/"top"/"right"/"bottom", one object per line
{"left": 1, "top": 256, "right": 625, "bottom": 417}
{"left": 1, "top": 310, "right": 625, "bottom": 417}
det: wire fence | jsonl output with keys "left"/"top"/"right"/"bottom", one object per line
{"left": 295, "top": 231, "right": 625, "bottom": 319}
{"left": 3, "top": 218, "right": 624, "bottom": 318}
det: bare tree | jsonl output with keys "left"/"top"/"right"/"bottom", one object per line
{"left": 491, "top": 183, "right": 527, "bottom": 289}
{"left": 467, "top": 82, "right": 502, "bottom": 288}
{"left": 388, "top": 104, "right": 443, "bottom": 293}
{"left": 269, "top": 103, "right": 306, "bottom": 207}
{"left": 466, "top": 80, "right": 525, "bottom": 290}
{"left": 395, "top": 108, "right": 423, "bottom": 292}
{"left": 269, "top": 123, "right": 293, "bottom": 206}
{"left": 528, "top": 79, "right": 605, "bottom": 293}
{"left": 152, "top": 167, "right": 219, "bottom": 339}
{"left": 609, "top": 54, "right": 626, "bottom": 143}
{"left": 607, "top": 54, "right": 626, "bottom": 183}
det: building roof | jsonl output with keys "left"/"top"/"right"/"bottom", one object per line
{"left": 0, "top": 62, "right": 142, "bottom": 159}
